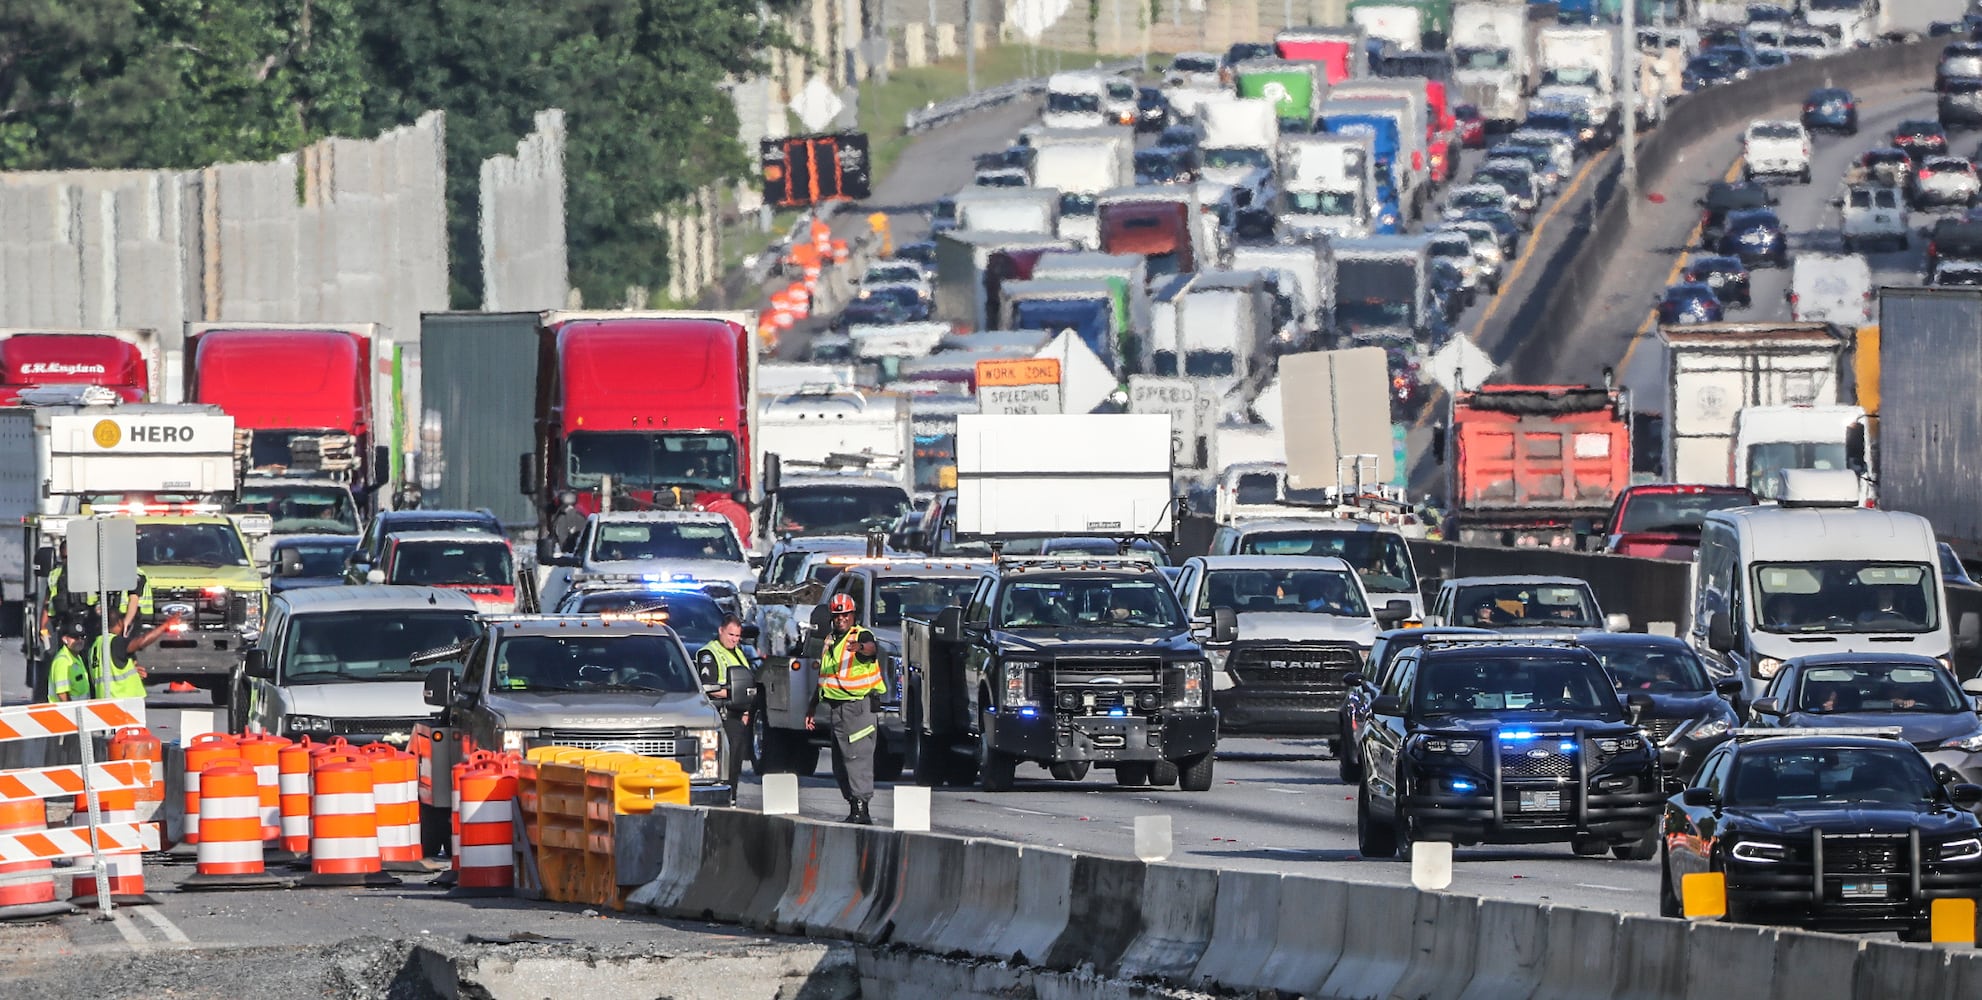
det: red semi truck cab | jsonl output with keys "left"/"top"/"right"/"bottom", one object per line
{"left": 184, "top": 324, "right": 381, "bottom": 489}
{"left": 1098, "top": 198, "right": 1197, "bottom": 276}
{"left": 0, "top": 330, "right": 158, "bottom": 403}
{"left": 527, "top": 312, "right": 758, "bottom": 549}
{"left": 1275, "top": 28, "right": 1362, "bottom": 85}
{"left": 1440, "top": 384, "right": 1631, "bottom": 548}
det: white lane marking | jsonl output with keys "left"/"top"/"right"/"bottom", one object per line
{"left": 1003, "top": 806, "right": 1053, "bottom": 816}
{"left": 110, "top": 910, "right": 151, "bottom": 951}
{"left": 1573, "top": 882, "right": 1632, "bottom": 892}
{"left": 1267, "top": 788, "right": 1304, "bottom": 794}
{"left": 133, "top": 905, "right": 192, "bottom": 944}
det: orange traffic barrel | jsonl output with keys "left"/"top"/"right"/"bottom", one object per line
{"left": 0, "top": 799, "right": 72, "bottom": 920}
{"left": 301, "top": 755, "right": 397, "bottom": 887}
{"left": 109, "top": 728, "right": 166, "bottom": 845}
{"left": 69, "top": 787, "right": 153, "bottom": 906}
{"left": 451, "top": 760, "right": 517, "bottom": 895}
{"left": 180, "top": 759, "right": 285, "bottom": 889}
{"left": 180, "top": 733, "right": 239, "bottom": 846}
{"left": 361, "top": 744, "right": 422, "bottom": 870}
{"left": 232, "top": 732, "right": 290, "bottom": 843}
{"left": 277, "top": 739, "right": 315, "bottom": 855}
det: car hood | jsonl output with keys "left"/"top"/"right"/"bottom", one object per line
{"left": 483, "top": 689, "right": 719, "bottom": 729}
{"left": 1419, "top": 709, "right": 1631, "bottom": 734}
{"left": 1641, "top": 691, "right": 1738, "bottom": 724}
{"left": 1230, "top": 611, "right": 1376, "bottom": 647}
{"left": 1781, "top": 710, "right": 1982, "bottom": 748}
{"left": 992, "top": 627, "right": 1200, "bottom": 655}
{"left": 1725, "top": 804, "right": 1979, "bottom": 837}
{"left": 147, "top": 563, "right": 264, "bottom": 592}
{"left": 270, "top": 575, "right": 346, "bottom": 593}
{"left": 281, "top": 680, "right": 431, "bottom": 719}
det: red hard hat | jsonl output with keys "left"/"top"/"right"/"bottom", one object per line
{"left": 827, "top": 594, "right": 856, "bottom": 615}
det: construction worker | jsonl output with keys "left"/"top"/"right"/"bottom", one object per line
{"left": 696, "top": 615, "right": 752, "bottom": 786}
{"left": 86, "top": 609, "right": 182, "bottom": 702}
{"left": 807, "top": 593, "right": 884, "bottom": 825}
{"left": 46, "top": 615, "right": 94, "bottom": 703}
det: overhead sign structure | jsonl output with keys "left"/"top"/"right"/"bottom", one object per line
{"left": 976, "top": 357, "right": 1063, "bottom": 415}
{"left": 1279, "top": 348, "right": 1395, "bottom": 490}
{"left": 1127, "top": 376, "right": 1208, "bottom": 470}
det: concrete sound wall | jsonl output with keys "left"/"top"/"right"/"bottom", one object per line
{"left": 480, "top": 110, "right": 570, "bottom": 313}
{"left": 618, "top": 805, "right": 1982, "bottom": 999}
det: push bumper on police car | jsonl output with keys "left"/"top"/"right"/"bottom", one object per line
{"left": 981, "top": 704, "right": 1218, "bottom": 765}
{"left": 1399, "top": 727, "right": 1664, "bottom": 846}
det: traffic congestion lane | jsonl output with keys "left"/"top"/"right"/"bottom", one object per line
{"left": 737, "top": 735, "right": 1661, "bottom": 915}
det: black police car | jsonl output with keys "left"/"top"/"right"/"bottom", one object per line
{"left": 1354, "top": 636, "right": 1662, "bottom": 860}
{"left": 1337, "top": 626, "right": 1492, "bottom": 781}
{"left": 1660, "top": 730, "right": 1982, "bottom": 938}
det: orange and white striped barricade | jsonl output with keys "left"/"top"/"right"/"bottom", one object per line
{"left": 450, "top": 758, "right": 518, "bottom": 896}
{"left": 277, "top": 739, "right": 315, "bottom": 857}
{"left": 360, "top": 744, "right": 422, "bottom": 870}
{"left": 109, "top": 728, "right": 167, "bottom": 848}
{"left": 180, "top": 732, "right": 240, "bottom": 847}
{"left": 301, "top": 754, "right": 397, "bottom": 887}
{"left": 0, "top": 697, "right": 155, "bottom": 918}
{"left": 179, "top": 759, "right": 285, "bottom": 890}
{"left": 68, "top": 787, "right": 153, "bottom": 906}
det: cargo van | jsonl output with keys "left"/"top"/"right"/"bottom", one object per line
{"left": 1690, "top": 470, "right": 1980, "bottom": 701}
{"left": 1788, "top": 253, "right": 1872, "bottom": 327}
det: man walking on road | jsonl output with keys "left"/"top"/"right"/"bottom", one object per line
{"left": 696, "top": 615, "right": 752, "bottom": 786}
{"left": 808, "top": 593, "right": 885, "bottom": 824}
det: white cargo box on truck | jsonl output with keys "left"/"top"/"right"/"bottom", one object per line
{"left": 1657, "top": 322, "right": 1846, "bottom": 486}
{"left": 955, "top": 413, "right": 1174, "bottom": 538}
{"left": 759, "top": 388, "right": 912, "bottom": 486}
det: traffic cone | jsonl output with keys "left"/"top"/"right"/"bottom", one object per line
{"left": 0, "top": 800, "right": 73, "bottom": 920}
{"left": 232, "top": 733, "right": 292, "bottom": 860}
{"left": 277, "top": 739, "right": 314, "bottom": 856}
{"left": 69, "top": 788, "right": 154, "bottom": 906}
{"left": 109, "top": 728, "right": 167, "bottom": 849}
{"left": 179, "top": 760, "right": 286, "bottom": 889}
{"left": 361, "top": 745, "right": 423, "bottom": 870}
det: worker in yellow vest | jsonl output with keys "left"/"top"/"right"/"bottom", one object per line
{"left": 86, "top": 610, "right": 182, "bottom": 702}
{"left": 696, "top": 615, "right": 752, "bottom": 786}
{"left": 808, "top": 593, "right": 884, "bottom": 824}
{"left": 46, "top": 616, "right": 94, "bottom": 703}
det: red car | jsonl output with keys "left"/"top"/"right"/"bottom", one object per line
{"left": 1602, "top": 484, "right": 1756, "bottom": 560}
{"left": 1453, "top": 104, "right": 1487, "bottom": 149}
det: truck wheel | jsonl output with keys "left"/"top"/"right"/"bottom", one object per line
{"left": 1613, "top": 825, "right": 1660, "bottom": 861}
{"left": 1571, "top": 835, "right": 1608, "bottom": 857}
{"left": 977, "top": 719, "right": 1017, "bottom": 793}
{"left": 1356, "top": 784, "right": 1398, "bottom": 859}
{"left": 749, "top": 716, "right": 784, "bottom": 774}
{"left": 1049, "top": 761, "right": 1090, "bottom": 781}
{"left": 1176, "top": 753, "right": 1214, "bottom": 792}
{"left": 874, "top": 744, "right": 905, "bottom": 784}
{"left": 204, "top": 679, "right": 231, "bottom": 707}
{"left": 1152, "top": 760, "right": 1180, "bottom": 787}
{"left": 790, "top": 745, "right": 821, "bottom": 778}
{"left": 1114, "top": 764, "right": 1153, "bottom": 787}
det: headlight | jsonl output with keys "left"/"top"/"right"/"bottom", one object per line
{"left": 1688, "top": 719, "right": 1732, "bottom": 743}
{"left": 689, "top": 727, "right": 723, "bottom": 780}
{"left": 1730, "top": 838, "right": 1788, "bottom": 864}
{"left": 1416, "top": 737, "right": 1479, "bottom": 755}
{"left": 1002, "top": 660, "right": 1039, "bottom": 708}
{"left": 498, "top": 728, "right": 541, "bottom": 752}
{"left": 1939, "top": 837, "right": 1982, "bottom": 863}
{"left": 1942, "top": 733, "right": 1982, "bottom": 753}
{"left": 243, "top": 594, "right": 264, "bottom": 631}
{"left": 1753, "top": 656, "right": 1784, "bottom": 679}
{"left": 1173, "top": 660, "right": 1205, "bottom": 709}
{"left": 285, "top": 715, "right": 333, "bottom": 736}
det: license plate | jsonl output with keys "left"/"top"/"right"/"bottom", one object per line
{"left": 1518, "top": 790, "right": 1562, "bottom": 812}
{"left": 1840, "top": 881, "right": 1889, "bottom": 899}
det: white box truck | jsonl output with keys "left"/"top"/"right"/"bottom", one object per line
{"left": 954, "top": 413, "right": 1175, "bottom": 540}
{"left": 1657, "top": 321, "right": 1851, "bottom": 489}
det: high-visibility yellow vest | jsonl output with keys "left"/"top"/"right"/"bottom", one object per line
{"left": 698, "top": 640, "right": 748, "bottom": 685}
{"left": 90, "top": 635, "right": 145, "bottom": 700}
{"left": 819, "top": 626, "right": 885, "bottom": 701}
{"left": 49, "top": 645, "right": 90, "bottom": 702}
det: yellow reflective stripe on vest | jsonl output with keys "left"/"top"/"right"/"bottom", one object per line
{"left": 49, "top": 647, "right": 87, "bottom": 699}
{"left": 698, "top": 641, "right": 747, "bottom": 684}
{"left": 819, "top": 628, "right": 885, "bottom": 699}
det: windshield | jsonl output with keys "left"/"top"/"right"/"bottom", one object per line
{"left": 236, "top": 484, "right": 359, "bottom": 534}
{"left": 277, "top": 541, "right": 355, "bottom": 577}
{"left": 1454, "top": 47, "right": 1509, "bottom": 70}
{"left": 1793, "top": 661, "right": 1964, "bottom": 714}
{"left": 1547, "top": 67, "right": 1600, "bottom": 87}
{"left": 1451, "top": 188, "right": 1503, "bottom": 209}
{"left": 282, "top": 611, "right": 481, "bottom": 683}
{"left": 1175, "top": 56, "right": 1217, "bottom": 73}
{"left": 1287, "top": 190, "right": 1357, "bottom": 215}
{"left": 588, "top": 520, "right": 742, "bottom": 563}
{"left": 1452, "top": 584, "right": 1599, "bottom": 628}
{"left": 136, "top": 522, "right": 251, "bottom": 567}
{"left": 863, "top": 264, "right": 922, "bottom": 284}
{"left": 566, "top": 591, "right": 727, "bottom": 648}
{"left": 996, "top": 577, "right": 1184, "bottom": 629}
{"left": 1059, "top": 192, "right": 1098, "bottom": 216}
{"left": 1751, "top": 123, "right": 1801, "bottom": 140}
{"left": 1618, "top": 491, "right": 1754, "bottom": 534}
{"left": 388, "top": 540, "right": 512, "bottom": 586}
{"left": 1746, "top": 442, "right": 1848, "bottom": 498}
{"left": 1047, "top": 91, "right": 1100, "bottom": 114}
{"left": 1236, "top": 530, "right": 1416, "bottom": 591}
{"left": 493, "top": 633, "right": 700, "bottom": 693}
{"left": 1196, "top": 567, "right": 1368, "bottom": 617}
{"left": 566, "top": 431, "right": 738, "bottom": 493}
{"left": 1805, "top": 0, "right": 1861, "bottom": 8}
{"left": 1337, "top": 299, "right": 1414, "bottom": 328}
{"left": 1414, "top": 655, "right": 1622, "bottom": 718}
{"left": 1727, "top": 747, "right": 1940, "bottom": 807}
{"left": 776, "top": 486, "right": 909, "bottom": 535}
{"left": 1587, "top": 643, "right": 1711, "bottom": 693}
{"left": 1203, "top": 147, "right": 1271, "bottom": 170}
{"left": 874, "top": 577, "right": 982, "bottom": 627}
{"left": 1754, "top": 562, "right": 1939, "bottom": 634}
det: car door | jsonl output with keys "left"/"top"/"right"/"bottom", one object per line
{"left": 1669, "top": 744, "right": 1733, "bottom": 879}
{"left": 1175, "top": 559, "right": 1206, "bottom": 632}
{"left": 960, "top": 577, "right": 996, "bottom": 729}
{"left": 248, "top": 604, "right": 289, "bottom": 733}
{"left": 1364, "top": 650, "right": 1415, "bottom": 807}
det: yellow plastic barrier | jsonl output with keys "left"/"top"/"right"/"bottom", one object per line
{"left": 512, "top": 747, "right": 695, "bottom": 908}
{"left": 1931, "top": 897, "right": 1977, "bottom": 946}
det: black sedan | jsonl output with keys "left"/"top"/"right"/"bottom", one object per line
{"left": 269, "top": 535, "right": 360, "bottom": 593}
{"left": 1134, "top": 147, "right": 1196, "bottom": 185}
{"left": 1578, "top": 632, "right": 1741, "bottom": 792}
{"left": 1745, "top": 652, "right": 1982, "bottom": 785}
{"left": 1893, "top": 119, "right": 1951, "bottom": 161}
{"left": 1698, "top": 180, "right": 1773, "bottom": 248}
{"left": 1717, "top": 207, "right": 1789, "bottom": 268}
{"left": 1802, "top": 87, "right": 1858, "bottom": 135}
{"left": 1660, "top": 731, "right": 1982, "bottom": 937}
{"left": 1682, "top": 254, "right": 1753, "bottom": 307}
{"left": 1456, "top": 208, "right": 1522, "bottom": 257}
{"left": 1656, "top": 282, "right": 1723, "bottom": 324}
{"left": 1135, "top": 87, "right": 1171, "bottom": 133}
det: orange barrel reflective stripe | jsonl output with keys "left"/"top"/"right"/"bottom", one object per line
{"left": 181, "top": 759, "right": 283, "bottom": 888}
{"left": 181, "top": 733, "right": 240, "bottom": 846}
{"left": 233, "top": 732, "right": 290, "bottom": 843}
{"left": 301, "top": 754, "right": 395, "bottom": 887}
{"left": 278, "top": 739, "right": 315, "bottom": 854}
{"left": 0, "top": 798, "right": 66, "bottom": 919}
{"left": 361, "top": 744, "right": 422, "bottom": 869}
{"left": 68, "top": 787, "right": 152, "bottom": 906}
{"left": 453, "top": 760, "right": 518, "bottom": 895}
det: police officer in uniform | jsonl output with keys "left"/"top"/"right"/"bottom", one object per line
{"left": 46, "top": 615, "right": 94, "bottom": 703}
{"left": 808, "top": 593, "right": 884, "bottom": 824}
{"left": 695, "top": 615, "right": 751, "bottom": 786}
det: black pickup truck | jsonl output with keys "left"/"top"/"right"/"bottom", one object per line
{"left": 903, "top": 556, "right": 1218, "bottom": 792}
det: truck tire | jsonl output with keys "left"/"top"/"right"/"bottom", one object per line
{"left": 790, "top": 744, "right": 821, "bottom": 778}
{"left": 977, "top": 717, "right": 1017, "bottom": 793}
{"left": 1356, "top": 783, "right": 1398, "bottom": 859}
{"left": 1049, "top": 761, "right": 1089, "bottom": 781}
{"left": 1613, "top": 825, "right": 1660, "bottom": 861}
{"left": 1176, "top": 753, "right": 1214, "bottom": 792}
{"left": 1114, "top": 764, "right": 1153, "bottom": 787}
{"left": 1152, "top": 760, "right": 1179, "bottom": 786}
{"left": 914, "top": 732, "right": 949, "bottom": 786}
{"left": 1571, "top": 835, "right": 1608, "bottom": 857}
{"left": 420, "top": 804, "right": 451, "bottom": 858}
{"left": 749, "top": 715, "right": 784, "bottom": 775}
{"left": 203, "top": 678, "right": 230, "bottom": 707}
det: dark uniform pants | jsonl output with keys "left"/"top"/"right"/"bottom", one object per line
{"left": 822, "top": 696, "right": 878, "bottom": 804}
{"left": 720, "top": 705, "right": 747, "bottom": 785}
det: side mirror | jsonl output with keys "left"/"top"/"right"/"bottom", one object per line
{"left": 537, "top": 536, "right": 558, "bottom": 565}
{"left": 1371, "top": 693, "right": 1404, "bottom": 716}
{"left": 1626, "top": 692, "right": 1654, "bottom": 725}
{"left": 1605, "top": 613, "right": 1632, "bottom": 633}
{"left": 1343, "top": 671, "right": 1366, "bottom": 689}
{"left": 366, "top": 569, "right": 386, "bottom": 585}
{"left": 422, "top": 667, "right": 456, "bottom": 708}
{"left": 243, "top": 648, "right": 274, "bottom": 680}
{"left": 1751, "top": 696, "right": 1783, "bottom": 718}
{"left": 1959, "top": 611, "right": 1982, "bottom": 652}
{"left": 1845, "top": 421, "right": 1867, "bottom": 472}
{"left": 518, "top": 452, "right": 540, "bottom": 497}
{"left": 763, "top": 453, "right": 783, "bottom": 496}
{"left": 1715, "top": 678, "right": 1744, "bottom": 699}
{"left": 1951, "top": 783, "right": 1982, "bottom": 809}
{"left": 276, "top": 548, "right": 306, "bottom": 578}
{"left": 1707, "top": 610, "right": 1734, "bottom": 653}
{"left": 1375, "top": 600, "right": 1413, "bottom": 626}
{"left": 1681, "top": 786, "right": 1718, "bottom": 808}
{"left": 933, "top": 605, "right": 964, "bottom": 642}
{"left": 32, "top": 547, "right": 53, "bottom": 573}
{"left": 1210, "top": 606, "right": 1238, "bottom": 644}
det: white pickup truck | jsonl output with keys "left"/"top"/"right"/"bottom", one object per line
{"left": 1742, "top": 120, "right": 1812, "bottom": 184}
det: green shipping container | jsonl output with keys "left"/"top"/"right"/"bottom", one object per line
{"left": 1237, "top": 68, "right": 1317, "bottom": 126}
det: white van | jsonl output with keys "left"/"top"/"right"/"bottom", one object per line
{"left": 1044, "top": 73, "right": 1108, "bottom": 130}
{"left": 1788, "top": 253, "right": 1872, "bottom": 326}
{"left": 1690, "top": 470, "right": 1980, "bottom": 701}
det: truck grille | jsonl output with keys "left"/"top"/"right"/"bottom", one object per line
{"left": 1822, "top": 835, "right": 1905, "bottom": 875}
{"left": 1227, "top": 645, "right": 1362, "bottom": 690}
{"left": 1052, "top": 658, "right": 1162, "bottom": 686}
{"left": 331, "top": 717, "right": 431, "bottom": 737}
{"left": 1644, "top": 718, "right": 1683, "bottom": 744}
{"left": 540, "top": 728, "right": 686, "bottom": 758}
{"left": 151, "top": 587, "right": 249, "bottom": 629}
{"left": 1500, "top": 744, "right": 1575, "bottom": 780}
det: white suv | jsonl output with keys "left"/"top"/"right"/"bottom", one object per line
{"left": 1742, "top": 119, "right": 1812, "bottom": 184}
{"left": 1836, "top": 184, "right": 1909, "bottom": 253}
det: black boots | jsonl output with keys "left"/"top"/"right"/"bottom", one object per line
{"left": 844, "top": 798, "right": 872, "bottom": 825}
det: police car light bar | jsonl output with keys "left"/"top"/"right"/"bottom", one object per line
{"left": 1730, "top": 727, "right": 1907, "bottom": 742}
{"left": 1417, "top": 635, "right": 1582, "bottom": 649}
{"left": 997, "top": 555, "right": 1162, "bottom": 572}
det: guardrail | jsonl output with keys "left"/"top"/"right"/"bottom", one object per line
{"left": 904, "top": 59, "right": 1145, "bottom": 133}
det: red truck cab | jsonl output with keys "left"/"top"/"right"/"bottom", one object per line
{"left": 529, "top": 314, "right": 756, "bottom": 548}
{"left": 185, "top": 325, "right": 378, "bottom": 485}
{"left": 1441, "top": 384, "right": 1631, "bottom": 548}
{"left": 1276, "top": 38, "right": 1357, "bottom": 85}
{"left": 0, "top": 331, "right": 154, "bottom": 403}
{"left": 1603, "top": 484, "right": 1757, "bottom": 560}
{"left": 381, "top": 531, "right": 520, "bottom": 612}
{"left": 1099, "top": 200, "right": 1196, "bottom": 276}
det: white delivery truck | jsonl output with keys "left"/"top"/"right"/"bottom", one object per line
{"left": 1536, "top": 25, "right": 1617, "bottom": 122}
{"left": 1229, "top": 243, "right": 1336, "bottom": 347}
{"left": 1351, "top": 3, "right": 1427, "bottom": 52}
{"left": 953, "top": 413, "right": 1175, "bottom": 542}
{"left": 1731, "top": 405, "right": 1867, "bottom": 500}
{"left": 1276, "top": 133, "right": 1382, "bottom": 241}
{"left": 1451, "top": 0, "right": 1540, "bottom": 129}
{"left": 1789, "top": 254, "right": 1873, "bottom": 327}
{"left": 1656, "top": 321, "right": 1852, "bottom": 488}
{"left": 1029, "top": 130, "right": 1135, "bottom": 249}
{"left": 1044, "top": 72, "right": 1108, "bottom": 129}
{"left": 1692, "top": 470, "right": 1977, "bottom": 702}
{"left": 951, "top": 186, "right": 1060, "bottom": 236}
{"left": 1177, "top": 271, "right": 1276, "bottom": 413}
{"left": 1197, "top": 97, "right": 1281, "bottom": 209}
